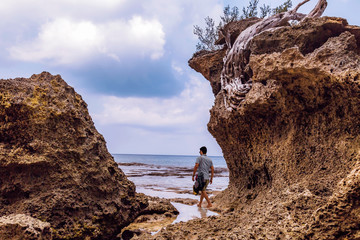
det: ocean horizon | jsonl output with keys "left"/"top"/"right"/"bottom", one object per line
{"left": 112, "top": 153, "right": 228, "bottom": 167}
{"left": 113, "top": 153, "right": 229, "bottom": 200}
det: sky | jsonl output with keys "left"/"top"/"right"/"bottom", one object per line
{"left": 0, "top": 0, "right": 358, "bottom": 156}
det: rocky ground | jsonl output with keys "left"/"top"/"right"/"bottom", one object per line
{"left": 0, "top": 214, "right": 51, "bottom": 240}
{"left": 119, "top": 195, "right": 179, "bottom": 240}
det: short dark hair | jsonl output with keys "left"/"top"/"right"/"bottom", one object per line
{"left": 200, "top": 146, "right": 207, "bottom": 154}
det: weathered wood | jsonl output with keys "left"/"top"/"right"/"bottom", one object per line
{"left": 291, "top": 0, "right": 311, "bottom": 13}
{"left": 220, "top": 0, "right": 328, "bottom": 110}
{"left": 307, "top": 0, "right": 328, "bottom": 18}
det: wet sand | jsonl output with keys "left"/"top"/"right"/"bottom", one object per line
{"left": 118, "top": 161, "right": 229, "bottom": 222}
{"left": 171, "top": 202, "right": 218, "bottom": 224}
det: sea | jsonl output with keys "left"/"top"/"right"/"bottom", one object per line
{"left": 113, "top": 154, "right": 229, "bottom": 200}
{"left": 113, "top": 154, "right": 229, "bottom": 222}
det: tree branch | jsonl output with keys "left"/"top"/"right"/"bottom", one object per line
{"left": 220, "top": 0, "right": 328, "bottom": 110}
{"left": 307, "top": 0, "right": 328, "bottom": 18}
{"left": 290, "top": 0, "right": 310, "bottom": 13}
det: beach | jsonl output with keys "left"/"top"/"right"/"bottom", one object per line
{"left": 114, "top": 154, "right": 229, "bottom": 222}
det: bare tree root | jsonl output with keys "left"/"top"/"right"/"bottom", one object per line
{"left": 220, "top": 0, "right": 328, "bottom": 110}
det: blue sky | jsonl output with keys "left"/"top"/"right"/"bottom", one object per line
{"left": 1, "top": 0, "right": 358, "bottom": 155}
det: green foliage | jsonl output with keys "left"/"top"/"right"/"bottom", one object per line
{"left": 241, "top": 0, "right": 259, "bottom": 19}
{"left": 193, "top": 0, "right": 292, "bottom": 51}
{"left": 194, "top": 16, "right": 219, "bottom": 51}
{"left": 220, "top": 5, "right": 240, "bottom": 26}
{"left": 259, "top": 4, "right": 272, "bottom": 19}
{"left": 194, "top": 5, "right": 241, "bottom": 51}
{"left": 273, "top": 0, "right": 293, "bottom": 15}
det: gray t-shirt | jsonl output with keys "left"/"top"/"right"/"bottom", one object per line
{"left": 196, "top": 155, "right": 213, "bottom": 180}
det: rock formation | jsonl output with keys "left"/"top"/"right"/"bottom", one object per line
{"left": 0, "top": 214, "right": 51, "bottom": 240}
{"left": 120, "top": 195, "right": 179, "bottom": 240}
{"left": 149, "top": 4, "right": 360, "bottom": 240}
{"left": 0, "top": 72, "right": 147, "bottom": 239}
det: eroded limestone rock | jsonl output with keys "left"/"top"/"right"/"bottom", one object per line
{"left": 150, "top": 16, "right": 360, "bottom": 240}
{"left": 0, "top": 72, "right": 147, "bottom": 239}
{"left": 121, "top": 195, "right": 179, "bottom": 240}
{"left": 0, "top": 214, "right": 51, "bottom": 240}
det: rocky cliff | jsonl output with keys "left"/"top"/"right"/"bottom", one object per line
{"left": 150, "top": 16, "right": 360, "bottom": 239}
{"left": 0, "top": 72, "right": 147, "bottom": 239}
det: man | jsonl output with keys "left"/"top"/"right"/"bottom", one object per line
{"left": 192, "top": 146, "right": 214, "bottom": 208}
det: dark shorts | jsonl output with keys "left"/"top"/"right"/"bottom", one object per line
{"left": 201, "top": 180, "right": 209, "bottom": 192}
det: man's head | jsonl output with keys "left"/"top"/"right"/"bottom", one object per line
{"left": 200, "top": 146, "right": 207, "bottom": 155}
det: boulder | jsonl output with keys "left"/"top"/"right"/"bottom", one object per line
{"left": 0, "top": 72, "right": 147, "bottom": 239}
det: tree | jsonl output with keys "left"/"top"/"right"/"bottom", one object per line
{"left": 194, "top": 0, "right": 293, "bottom": 51}
{"left": 194, "top": 17, "right": 219, "bottom": 51}
{"left": 221, "top": 5, "right": 240, "bottom": 25}
{"left": 194, "top": 5, "right": 241, "bottom": 51}
{"left": 241, "top": 0, "right": 259, "bottom": 19}
{"left": 273, "top": 0, "right": 293, "bottom": 15}
{"left": 221, "top": 0, "right": 327, "bottom": 109}
{"left": 260, "top": 4, "right": 272, "bottom": 19}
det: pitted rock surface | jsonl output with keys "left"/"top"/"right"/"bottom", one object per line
{"left": 149, "top": 17, "right": 360, "bottom": 240}
{"left": 0, "top": 72, "right": 147, "bottom": 239}
{"left": 0, "top": 214, "right": 51, "bottom": 240}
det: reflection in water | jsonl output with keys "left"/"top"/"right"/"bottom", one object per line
{"left": 118, "top": 160, "right": 229, "bottom": 201}
{"left": 199, "top": 207, "right": 208, "bottom": 218}
{"left": 171, "top": 202, "right": 218, "bottom": 224}
{"left": 114, "top": 154, "right": 227, "bottom": 226}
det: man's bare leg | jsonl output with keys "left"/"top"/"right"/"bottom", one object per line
{"left": 198, "top": 191, "right": 212, "bottom": 208}
{"left": 198, "top": 193, "right": 204, "bottom": 207}
{"left": 203, "top": 191, "right": 212, "bottom": 208}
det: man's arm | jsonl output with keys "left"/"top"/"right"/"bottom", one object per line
{"left": 210, "top": 166, "right": 214, "bottom": 184}
{"left": 192, "top": 163, "right": 199, "bottom": 181}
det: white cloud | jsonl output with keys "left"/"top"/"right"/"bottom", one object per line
{"left": 101, "top": 16, "right": 165, "bottom": 61}
{"left": 87, "top": 74, "right": 223, "bottom": 155}
{"left": 3, "top": 0, "right": 226, "bottom": 67}
{"left": 93, "top": 75, "right": 213, "bottom": 130}
{"left": 61, "top": 0, "right": 127, "bottom": 9}
{"left": 8, "top": 16, "right": 165, "bottom": 65}
{"left": 0, "top": 0, "right": 127, "bottom": 19}
{"left": 171, "top": 61, "right": 184, "bottom": 75}
{"left": 9, "top": 19, "right": 102, "bottom": 65}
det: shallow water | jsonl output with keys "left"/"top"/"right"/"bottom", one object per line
{"left": 114, "top": 154, "right": 229, "bottom": 221}
{"left": 171, "top": 202, "right": 218, "bottom": 223}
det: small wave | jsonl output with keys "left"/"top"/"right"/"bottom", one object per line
{"left": 119, "top": 164, "right": 229, "bottom": 178}
{"left": 118, "top": 162, "right": 152, "bottom": 167}
{"left": 118, "top": 162, "right": 228, "bottom": 172}
{"left": 115, "top": 155, "right": 229, "bottom": 201}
